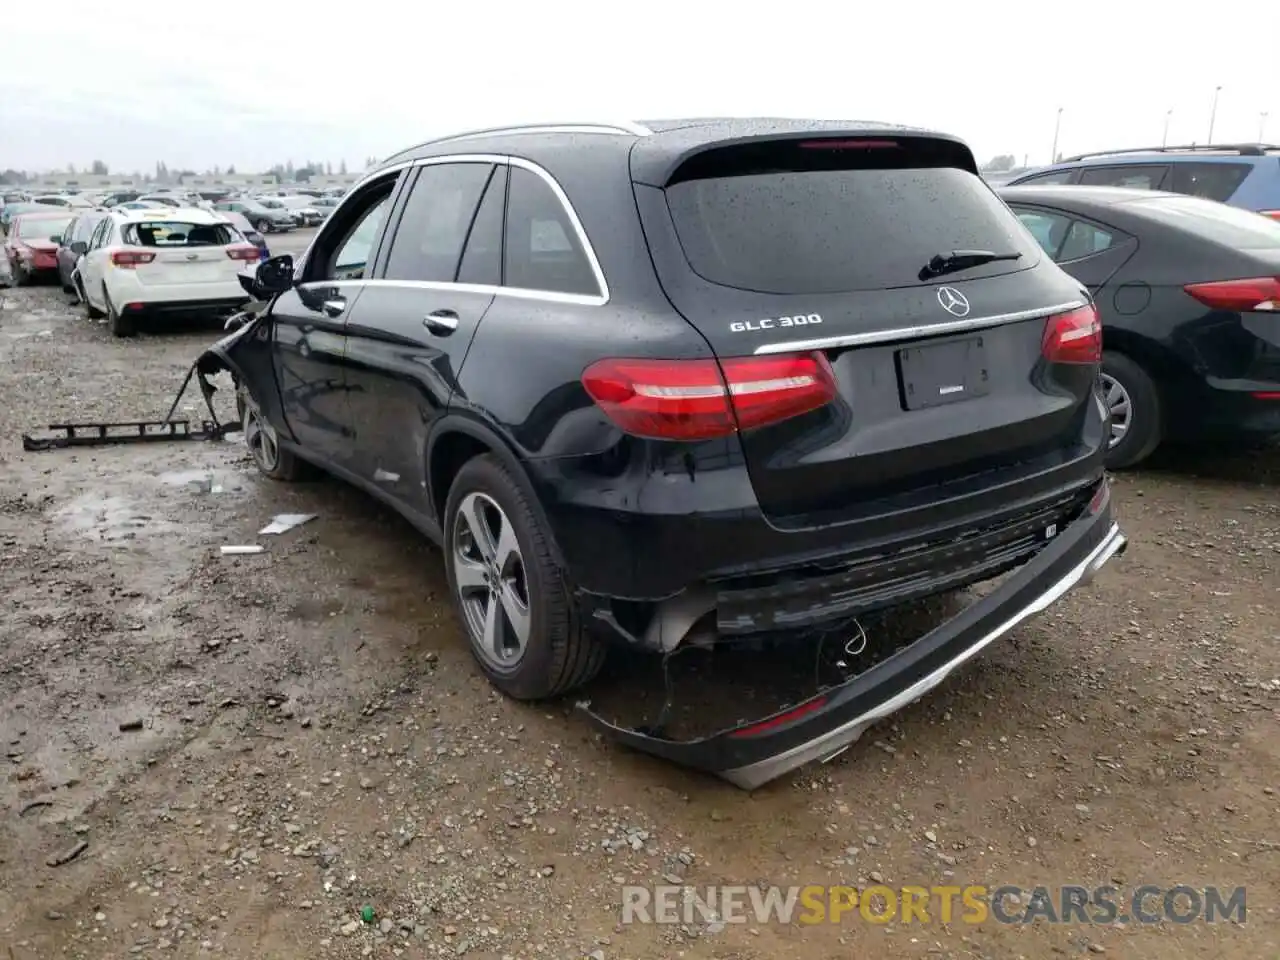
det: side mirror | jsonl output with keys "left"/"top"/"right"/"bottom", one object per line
{"left": 70, "top": 241, "right": 88, "bottom": 255}
{"left": 249, "top": 253, "right": 294, "bottom": 297}
{"left": 50, "top": 236, "right": 62, "bottom": 245}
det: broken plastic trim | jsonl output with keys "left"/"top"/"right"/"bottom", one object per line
{"left": 580, "top": 483, "right": 1126, "bottom": 790}
{"left": 20, "top": 306, "right": 261, "bottom": 452}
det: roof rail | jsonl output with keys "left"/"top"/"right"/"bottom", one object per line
{"left": 1061, "top": 143, "right": 1280, "bottom": 162}
{"left": 380, "top": 122, "right": 651, "bottom": 165}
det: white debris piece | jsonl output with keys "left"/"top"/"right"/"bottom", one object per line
{"left": 220, "top": 545, "right": 265, "bottom": 556}
{"left": 259, "top": 514, "right": 317, "bottom": 536}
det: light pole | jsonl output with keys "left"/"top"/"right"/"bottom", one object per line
{"left": 1261, "top": 112, "right": 1270, "bottom": 142}
{"left": 1051, "top": 107, "right": 1063, "bottom": 163}
{"left": 1207, "top": 85, "right": 1222, "bottom": 143}
{"left": 1162, "top": 109, "right": 1173, "bottom": 147}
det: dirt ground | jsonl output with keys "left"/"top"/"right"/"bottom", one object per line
{"left": 1, "top": 254, "right": 1277, "bottom": 959}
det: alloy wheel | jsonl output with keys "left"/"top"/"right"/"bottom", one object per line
{"left": 452, "top": 492, "right": 532, "bottom": 669}
{"left": 241, "top": 392, "right": 280, "bottom": 471}
{"left": 1099, "top": 372, "right": 1131, "bottom": 450}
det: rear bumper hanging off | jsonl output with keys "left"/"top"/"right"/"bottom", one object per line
{"left": 581, "top": 480, "right": 1127, "bottom": 790}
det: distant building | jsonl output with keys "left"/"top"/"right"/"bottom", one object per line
{"left": 25, "top": 170, "right": 365, "bottom": 194}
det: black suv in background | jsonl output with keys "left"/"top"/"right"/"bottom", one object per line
{"left": 201, "top": 119, "right": 1127, "bottom": 787}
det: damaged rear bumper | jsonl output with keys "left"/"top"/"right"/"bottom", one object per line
{"left": 582, "top": 480, "right": 1127, "bottom": 790}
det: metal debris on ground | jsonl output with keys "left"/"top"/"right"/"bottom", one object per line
{"left": 46, "top": 840, "right": 89, "bottom": 868}
{"left": 259, "top": 514, "right": 316, "bottom": 535}
{"left": 21, "top": 356, "right": 238, "bottom": 451}
{"left": 220, "top": 545, "right": 265, "bottom": 556}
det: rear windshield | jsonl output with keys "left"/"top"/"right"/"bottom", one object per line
{"left": 665, "top": 162, "right": 1039, "bottom": 294}
{"left": 1129, "top": 195, "right": 1280, "bottom": 249}
{"left": 15, "top": 215, "right": 73, "bottom": 239}
{"left": 122, "top": 221, "right": 236, "bottom": 247}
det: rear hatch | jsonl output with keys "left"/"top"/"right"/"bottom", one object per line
{"left": 631, "top": 132, "right": 1100, "bottom": 526}
{"left": 122, "top": 219, "right": 247, "bottom": 286}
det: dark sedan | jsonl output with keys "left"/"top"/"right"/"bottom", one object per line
{"left": 56, "top": 211, "right": 108, "bottom": 293}
{"left": 1000, "top": 185, "right": 1280, "bottom": 467}
{"left": 213, "top": 199, "right": 294, "bottom": 234}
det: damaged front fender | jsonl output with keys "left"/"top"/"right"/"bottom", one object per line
{"left": 580, "top": 487, "right": 1128, "bottom": 790}
{"left": 195, "top": 305, "right": 295, "bottom": 445}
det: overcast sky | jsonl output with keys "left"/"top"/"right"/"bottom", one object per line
{"left": 5, "top": 0, "right": 1277, "bottom": 175}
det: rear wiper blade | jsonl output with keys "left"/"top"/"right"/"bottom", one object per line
{"left": 919, "top": 249, "right": 1023, "bottom": 280}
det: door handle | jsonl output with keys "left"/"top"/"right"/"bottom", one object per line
{"left": 322, "top": 298, "right": 347, "bottom": 318}
{"left": 423, "top": 309, "right": 459, "bottom": 335}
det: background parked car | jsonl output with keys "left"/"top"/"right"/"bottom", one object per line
{"left": 76, "top": 208, "right": 258, "bottom": 336}
{"left": 213, "top": 199, "right": 294, "bottom": 234}
{"left": 4, "top": 210, "right": 76, "bottom": 285}
{"left": 251, "top": 196, "right": 304, "bottom": 227}
{"left": 1008, "top": 144, "right": 1280, "bottom": 221}
{"left": 274, "top": 195, "right": 323, "bottom": 225}
{"left": 215, "top": 210, "right": 271, "bottom": 261}
{"left": 33, "top": 193, "right": 95, "bottom": 210}
{"left": 56, "top": 210, "right": 108, "bottom": 293}
{"left": 311, "top": 196, "right": 340, "bottom": 220}
{"left": 1001, "top": 183, "right": 1280, "bottom": 467}
{"left": 1, "top": 201, "right": 46, "bottom": 236}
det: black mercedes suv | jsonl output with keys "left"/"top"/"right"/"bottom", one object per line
{"left": 199, "top": 118, "right": 1128, "bottom": 787}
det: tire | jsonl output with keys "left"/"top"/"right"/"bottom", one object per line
{"left": 444, "top": 454, "right": 604, "bottom": 700}
{"left": 237, "top": 383, "right": 310, "bottom": 481}
{"left": 255, "top": 219, "right": 271, "bottom": 234}
{"left": 80, "top": 277, "right": 104, "bottom": 319}
{"left": 104, "top": 284, "right": 134, "bottom": 337}
{"left": 12, "top": 262, "right": 29, "bottom": 287}
{"left": 1100, "top": 350, "right": 1162, "bottom": 469}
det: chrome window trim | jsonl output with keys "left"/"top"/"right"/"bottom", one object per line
{"left": 299, "top": 153, "right": 609, "bottom": 305}
{"left": 752, "top": 300, "right": 1087, "bottom": 355}
{"left": 300, "top": 277, "right": 605, "bottom": 308}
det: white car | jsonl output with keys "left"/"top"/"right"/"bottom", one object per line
{"left": 74, "top": 207, "right": 259, "bottom": 337}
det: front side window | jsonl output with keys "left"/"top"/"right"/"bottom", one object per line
{"left": 382, "top": 162, "right": 493, "bottom": 283}
{"left": 503, "top": 166, "right": 599, "bottom": 297}
{"left": 305, "top": 173, "right": 401, "bottom": 282}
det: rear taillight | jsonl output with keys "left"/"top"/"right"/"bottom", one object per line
{"left": 581, "top": 353, "right": 838, "bottom": 441}
{"left": 226, "top": 245, "right": 260, "bottom": 262}
{"left": 1258, "top": 210, "right": 1280, "bottom": 222}
{"left": 1183, "top": 277, "right": 1280, "bottom": 312}
{"left": 1041, "top": 304, "right": 1102, "bottom": 365}
{"left": 110, "top": 250, "right": 155, "bottom": 268}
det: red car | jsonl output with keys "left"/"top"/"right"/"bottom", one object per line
{"left": 5, "top": 211, "right": 76, "bottom": 285}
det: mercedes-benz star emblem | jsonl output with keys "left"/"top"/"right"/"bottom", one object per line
{"left": 936, "top": 286, "right": 971, "bottom": 318}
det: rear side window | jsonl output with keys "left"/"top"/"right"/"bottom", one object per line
{"left": 1057, "top": 221, "right": 1117, "bottom": 261}
{"left": 1166, "top": 162, "right": 1252, "bottom": 202}
{"left": 457, "top": 166, "right": 506, "bottom": 286}
{"left": 1129, "top": 195, "right": 1280, "bottom": 249}
{"left": 503, "top": 166, "right": 600, "bottom": 297}
{"left": 383, "top": 162, "right": 493, "bottom": 283}
{"left": 1076, "top": 165, "right": 1166, "bottom": 189}
{"left": 664, "top": 154, "right": 1038, "bottom": 294}
{"left": 122, "top": 221, "right": 235, "bottom": 246}
{"left": 1016, "top": 169, "right": 1075, "bottom": 185}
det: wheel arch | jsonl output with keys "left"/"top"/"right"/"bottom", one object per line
{"left": 426, "top": 414, "right": 568, "bottom": 569}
